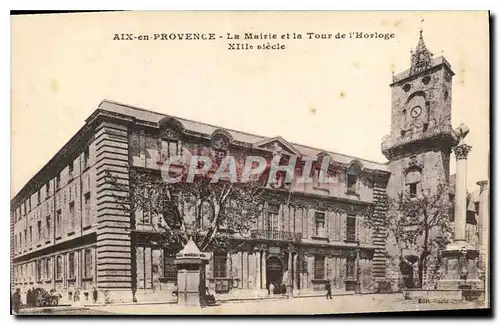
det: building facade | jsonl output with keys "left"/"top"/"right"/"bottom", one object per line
{"left": 11, "top": 99, "right": 391, "bottom": 303}
{"left": 11, "top": 32, "right": 488, "bottom": 304}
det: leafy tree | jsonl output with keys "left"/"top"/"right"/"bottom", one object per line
{"left": 362, "top": 183, "right": 453, "bottom": 289}
{"left": 105, "top": 151, "right": 270, "bottom": 254}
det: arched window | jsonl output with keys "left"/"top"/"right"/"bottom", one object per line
{"left": 346, "top": 162, "right": 362, "bottom": 194}
{"left": 211, "top": 130, "right": 232, "bottom": 166}
{"left": 405, "top": 169, "right": 422, "bottom": 198}
{"left": 158, "top": 118, "right": 184, "bottom": 164}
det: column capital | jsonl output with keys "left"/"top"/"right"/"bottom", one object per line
{"left": 452, "top": 143, "right": 472, "bottom": 160}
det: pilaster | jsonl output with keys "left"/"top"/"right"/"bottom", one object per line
{"left": 372, "top": 178, "right": 388, "bottom": 280}
{"left": 95, "top": 121, "right": 132, "bottom": 301}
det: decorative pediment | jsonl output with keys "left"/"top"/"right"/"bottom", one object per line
{"left": 347, "top": 160, "right": 364, "bottom": 174}
{"left": 210, "top": 129, "right": 233, "bottom": 150}
{"left": 158, "top": 117, "right": 184, "bottom": 140}
{"left": 160, "top": 127, "right": 180, "bottom": 140}
{"left": 254, "top": 136, "right": 302, "bottom": 156}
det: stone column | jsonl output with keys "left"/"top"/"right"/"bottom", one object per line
{"left": 476, "top": 181, "right": 489, "bottom": 270}
{"left": 261, "top": 250, "right": 267, "bottom": 290}
{"left": 242, "top": 251, "right": 248, "bottom": 289}
{"left": 438, "top": 124, "right": 481, "bottom": 294}
{"left": 477, "top": 180, "right": 489, "bottom": 297}
{"left": 453, "top": 142, "right": 470, "bottom": 243}
{"left": 255, "top": 250, "right": 261, "bottom": 291}
{"left": 355, "top": 246, "right": 361, "bottom": 294}
{"left": 237, "top": 251, "right": 243, "bottom": 289}
{"left": 293, "top": 253, "right": 298, "bottom": 288}
{"left": 293, "top": 253, "right": 299, "bottom": 296}
{"left": 287, "top": 250, "right": 293, "bottom": 297}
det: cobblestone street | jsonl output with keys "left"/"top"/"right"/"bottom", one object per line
{"left": 86, "top": 294, "right": 485, "bottom": 315}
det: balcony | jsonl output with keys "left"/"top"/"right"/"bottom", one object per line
{"left": 250, "top": 229, "right": 302, "bottom": 242}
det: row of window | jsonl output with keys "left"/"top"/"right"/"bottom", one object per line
{"left": 13, "top": 248, "right": 94, "bottom": 284}
{"left": 131, "top": 134, "right": 364, "bottom": 195}
{"left": 265, "top": 204, "right": 359, "bottom": 241}
{"left": 14, "top": 193, "right": 92, "bottom": 254}
{"left": 136, "top": 247, "right": 177, "bottom": 290}
{"left": 313, "top": 255, "right": 356, "bottom": 280}
{"left": 137, "top": 202, "right": 360, "bottom": 243}
{"left": 208, "top": 254, "right": 356, "bottom": 281}
{"left": 13, "top": 148, "right": 90, "bottom": 222}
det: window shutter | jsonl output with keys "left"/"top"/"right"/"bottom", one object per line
{"left": 326, "top": 211, "right": 331, "bottom": 240}
{"left": 283, "top": 204, "right": 289, "bottom": 232}
{"left": 263, "top": 202, "right": 268, "bottom": 231}
{"left": 326, "top": 256, "right": 332, "bottom": 280}
{"left": 361, "top": 216, "right": 368, "bottom": 244}
{"left": 355, "top": 215, "right": 360, "bottom": 242}
{"left": 341, "top": 213, "right": 347, "bottom": 241}
{"left": 278, "top": 204, "right": 283, "bottom": 231}
{"left": 367, "top": 221, "right": 373, "bottom": 245}
{"left": 308, "top": 209, "right": 315, "bottom": 239}
{"left": 308, "top": 256, "right": 314, "bottom": 279}
{"left": 334, "top": 211, "right": 341, "bottom": 241}
{"left": 177, "top": 140, "right": 183, "bottom": 157}
{"left": 340, "top": 258, "right": 345, "bottom": 283}
{"left": 257, "top": 206, "right": 263, "bottom": 230}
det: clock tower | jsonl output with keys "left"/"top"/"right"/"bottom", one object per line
{"left": 382, "top": 30, "right": 458, "bottom": 199}
{"left": 381, "top": 30, "right": 459, "bottom": 288}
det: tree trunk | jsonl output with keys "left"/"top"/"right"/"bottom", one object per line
{"left": 417, "top": 254, "right": 425, "bottom": 289}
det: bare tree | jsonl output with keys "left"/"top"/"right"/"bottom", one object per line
{"left": 362, "top": 183, "right": 453, "bottom": 289}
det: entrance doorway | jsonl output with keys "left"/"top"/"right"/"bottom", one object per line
{"left": 400, "top": 261, "right": 414, "bottom": 289}
{"left": 266, "top": 256, "right": 284, "bottom": 293}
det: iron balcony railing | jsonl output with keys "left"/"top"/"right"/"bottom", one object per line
{"left": 250, "top": 229, "right": 302, "bottom": 242}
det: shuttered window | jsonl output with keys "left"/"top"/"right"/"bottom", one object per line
{"left": 314, "top": 255, "right": 325, "bottom": 280}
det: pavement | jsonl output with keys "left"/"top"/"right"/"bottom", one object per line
{"left": 13, "top": 293, "right": 487, "bottom": 315}
{"left": 80, "top": 294, "right": 485, "bottom": 315}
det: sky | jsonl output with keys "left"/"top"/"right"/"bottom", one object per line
{"left": 11, "top": 11, "right": 489, "bottom": 197}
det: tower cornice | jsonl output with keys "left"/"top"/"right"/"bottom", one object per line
{"left": 381, "top": 124, "right": 458, "bottom": 160}
{"left": 390, "top": 56, "right": 455, "bottom": 87}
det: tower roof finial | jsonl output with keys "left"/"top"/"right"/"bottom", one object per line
{"left": 410, "top": 28, "right": 433, "bottom": 74}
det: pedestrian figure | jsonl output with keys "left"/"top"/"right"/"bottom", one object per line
{"left": 12, "top": 288, "right": 21, "bottom": 314}
{"left": 205, "top": 287, "right": 216, "bottom": 306}
{"left": 281, "top": 283, "right": 287, "bottom": 296}
{"left": 269, "top": 282, "right": 275, "bottom": 297}
{"left": 325, "top": 280, "right": 332, "bottom": 299}
{"left": 27, "top": 288, "right": 33, "bottom": 306}
{"left": 92, "top": 287, "right": 98, "bottom": 304}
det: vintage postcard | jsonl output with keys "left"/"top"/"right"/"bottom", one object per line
{"left": 10, "top": 11, "right": 490, "bottom": 315}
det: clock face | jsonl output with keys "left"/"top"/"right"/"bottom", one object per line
{"left": 411, "top": 106, "right": 422, "bottom": 118}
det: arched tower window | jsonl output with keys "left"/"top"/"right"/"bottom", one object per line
{"left": 405, "top": 169, "right": 422, "bottom": 198}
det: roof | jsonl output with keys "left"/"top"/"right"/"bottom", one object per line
{"left": 11, "top": 99, "right": 390, "bottom": 205}
{"left": 175, "top": 238, "right": 208, "bottom": 260}
{"left": 98, "top": 99, "right": 389, "bottom": 172}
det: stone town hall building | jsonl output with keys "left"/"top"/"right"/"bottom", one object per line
{"left": 10, "top": 32, "right": 488, "bottom": 303}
